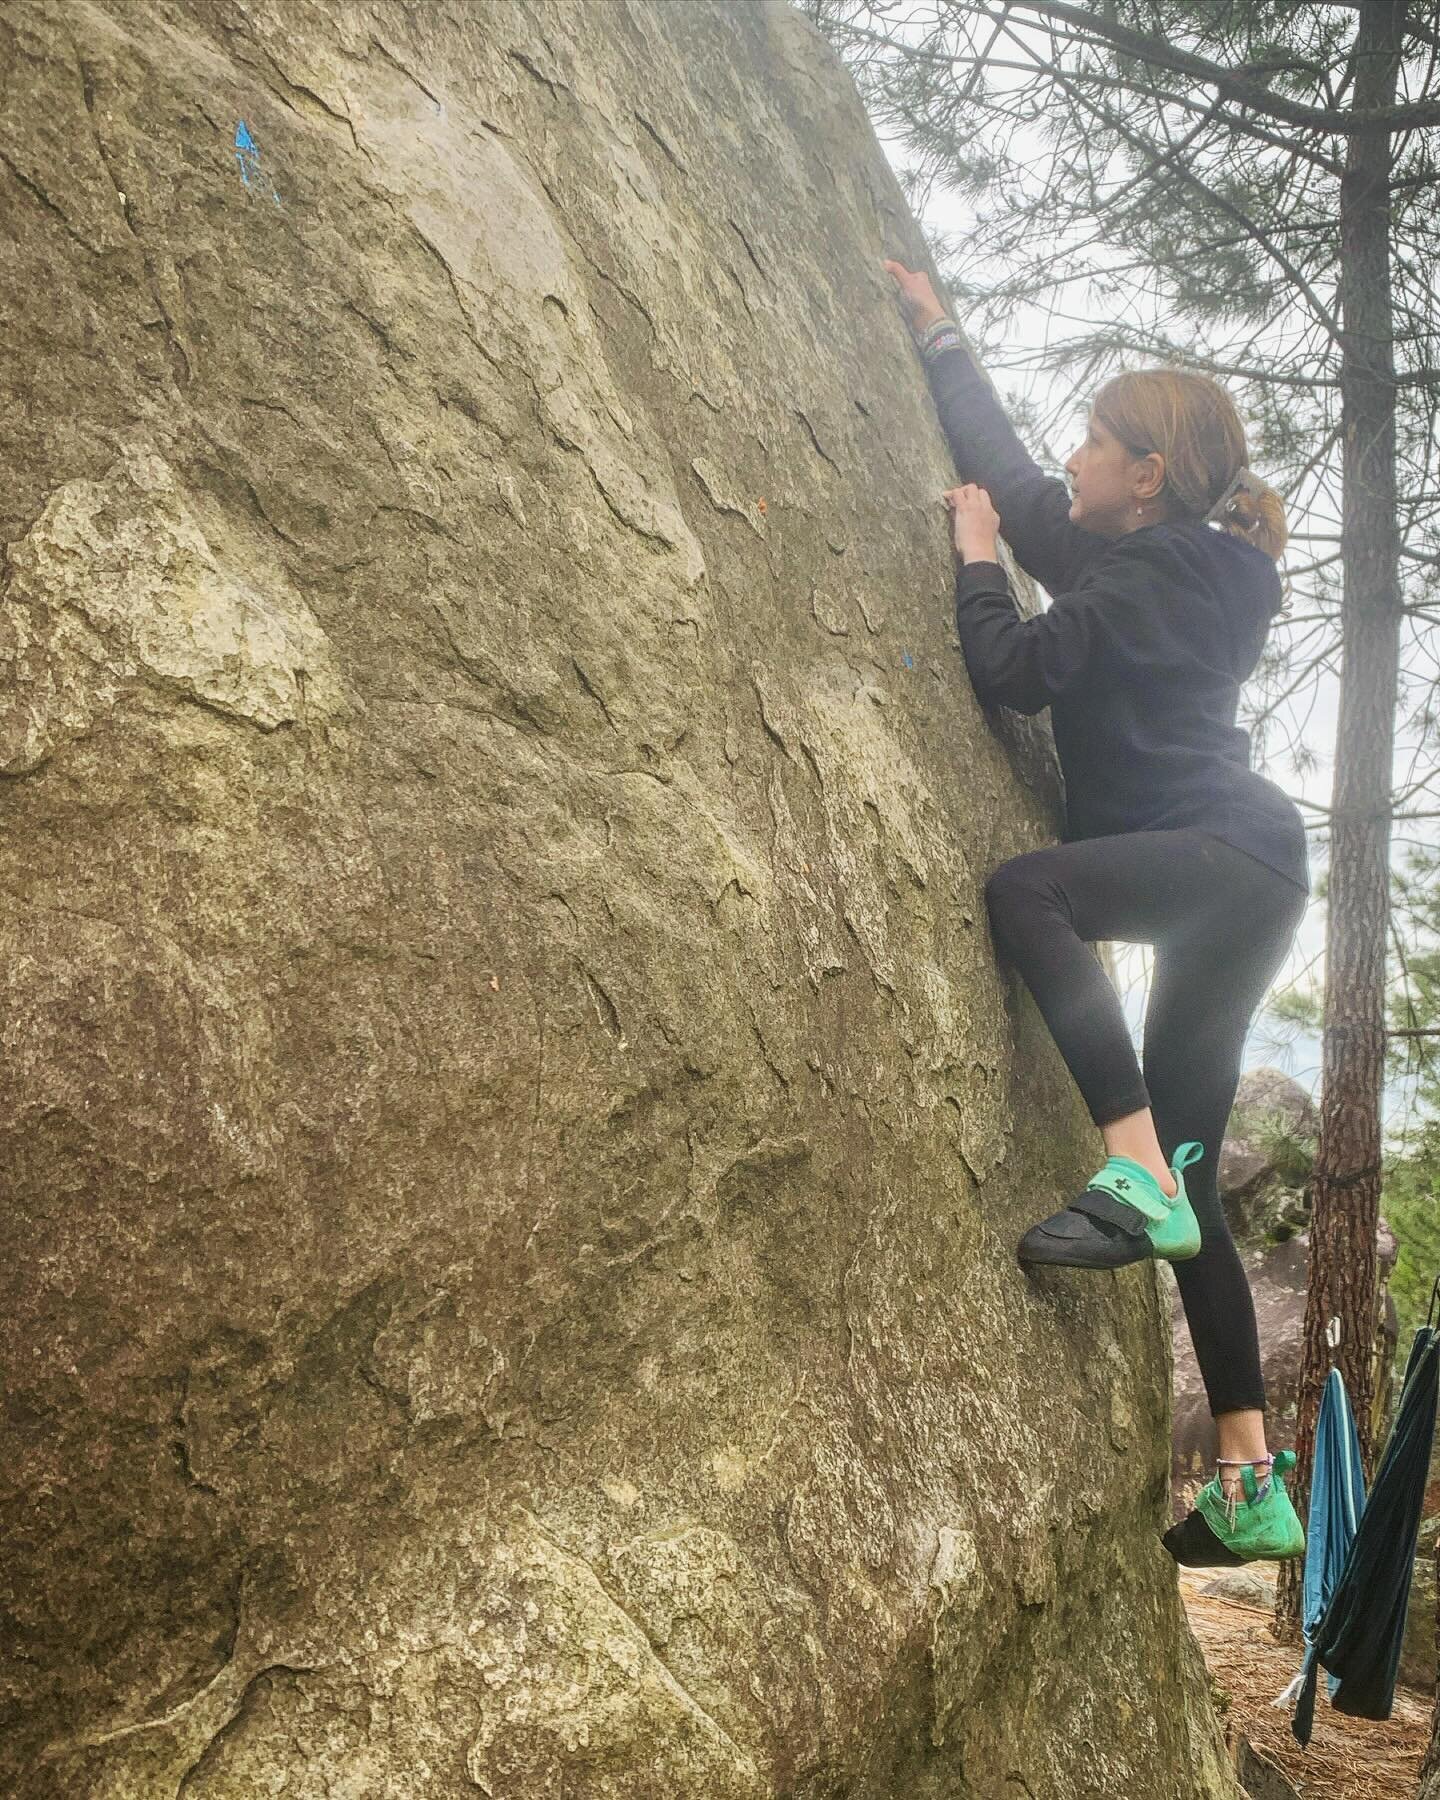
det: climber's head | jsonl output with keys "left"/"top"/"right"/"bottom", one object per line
{"left": 1065, "top": 369, "right": 1287, "bottom": 560}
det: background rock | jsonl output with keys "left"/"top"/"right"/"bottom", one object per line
{"left": 0, "top": 2, "right": 1238, "bottom": 1793}
{"left": 1232, "top": 1737, "right": 1301, "bottom": 1800}
{"left": 1202, "top": 1570, "right": 1277, "bottom": 1610}
{"left": 1215, "top": 1067, "right": 1317, "bottom": 1245}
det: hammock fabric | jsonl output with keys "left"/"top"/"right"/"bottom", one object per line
{"left": 1299, "top": 1368, "right": 1367, "bottom": 1705}
{"left": 1292, "top": 1310, "right": 1439, "bottom": 1746}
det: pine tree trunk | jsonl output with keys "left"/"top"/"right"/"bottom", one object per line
{"left": 1274, "top": 0, "right": 1405, "bottom": 1643}
{"left": 1423, "top": 1539, "right": 1440, "bottom": 1795}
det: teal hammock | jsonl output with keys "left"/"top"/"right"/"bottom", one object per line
{"left": 1287, "top": 1285, "right": 1440, "bottom": 1747}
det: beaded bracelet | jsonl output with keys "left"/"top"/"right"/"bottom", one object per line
{"left": 920, "top": 317, "right": 963, "bottom": 362}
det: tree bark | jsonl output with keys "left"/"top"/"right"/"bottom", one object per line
{"left": 1274, "top": 0, "right": 1406, "bottom": 1643}
{"left": 1423, "top": 1538, "right": 1440, "bottom": 1792}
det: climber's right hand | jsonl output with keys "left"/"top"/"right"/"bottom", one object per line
{"left": 883, "top": 260, "right": 948, "bottom": 334}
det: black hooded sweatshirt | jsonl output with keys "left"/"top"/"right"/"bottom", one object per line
{"left": 926, "top": 342, "right": 1309, "bottom": 894}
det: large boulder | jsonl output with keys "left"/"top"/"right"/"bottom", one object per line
{"left": 0, "top": 2, "right": 1238, "bottom": 1793}
{"left": 1215, "top": 1067, "right": 1318, "bottom": 1244}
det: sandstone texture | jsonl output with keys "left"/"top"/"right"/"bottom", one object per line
{"left": 0, "top": 3, "right": 1239, "bottom": 1794}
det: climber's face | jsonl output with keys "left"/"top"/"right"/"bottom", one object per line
{"left": 1064, "top": 414, "right": 1167, "bottom": 536}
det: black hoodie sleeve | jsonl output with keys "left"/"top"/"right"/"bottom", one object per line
{"left": 955, "top": 538, "right": 1204, "bottom": 715}
{"left": 924, "top": 341, "right": 1108, "bottom": 597}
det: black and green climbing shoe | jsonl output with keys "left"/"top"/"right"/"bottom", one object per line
{"left": 1162, "top": 1451, "right": 1305, "bottom": 1567}
{"left": 1017, "top": 1141, "right": 1204, "bottom": 1271}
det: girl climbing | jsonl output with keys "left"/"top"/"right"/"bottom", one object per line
{"left": 885, "top": 260, "right": 1310, "bottom": 1569}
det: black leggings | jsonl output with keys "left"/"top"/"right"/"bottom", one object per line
{"left": 984, "top": 828, "right": 1308, "bottom": 1418}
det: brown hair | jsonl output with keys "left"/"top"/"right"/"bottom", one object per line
{"left": 1092, "top": 369, "right": 1288, "bottom": 562}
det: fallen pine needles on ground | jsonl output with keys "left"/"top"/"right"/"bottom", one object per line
{"left": 1179, "top": 1566, "right": 1428, "bottom": 1799}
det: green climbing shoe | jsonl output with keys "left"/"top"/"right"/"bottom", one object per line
{"left": 1163, "top": 1450, "right": 1306, "bottom": 1566}
{"left": 1018, "top": 1141, "right": 1205, "bottom": 1270}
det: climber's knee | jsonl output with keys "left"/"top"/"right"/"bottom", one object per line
{"left": 984, "top": 852, "right": 1033, "bottom": 918}
{"left": 984, "top": 850, "right": 1066, "bottom": 943}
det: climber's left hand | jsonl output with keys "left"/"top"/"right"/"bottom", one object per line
{"left": 943, "top": 484, "right": 1000, "bottom": 562}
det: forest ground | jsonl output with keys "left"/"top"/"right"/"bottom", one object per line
{"left": 1179, "top": 1565, "right": 1428, "bottom": 1797}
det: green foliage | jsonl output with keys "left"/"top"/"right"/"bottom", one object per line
{"left": 1251, "top": 1114, "right": 1316, "bottom": 1194}
{"left": 1264, "top": 986, "right": 1324, "bottom": 1040}
{"left": 1386, "top": 1122, "right": 1440, "bottom": 1371}
{"left": 1382, "top": 847, "right": 1440, "bottom": 1362}
{"left": 1262, "top": 839, "right": 1440, "bottom": 1370}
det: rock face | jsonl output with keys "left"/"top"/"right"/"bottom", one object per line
{"left": 0, "top": 3, "right": 1237, "bottom": 1794}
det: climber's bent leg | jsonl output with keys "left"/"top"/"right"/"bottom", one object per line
{"left": 984, "top": 834, "right": 1221, "bottom": 1268}
{"left": 983, "top": 843, "right": 1154, "bottom": 1128}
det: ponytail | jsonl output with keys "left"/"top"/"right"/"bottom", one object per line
{"left": 1214, "top": 482, "right": 1287, "bottom": 563}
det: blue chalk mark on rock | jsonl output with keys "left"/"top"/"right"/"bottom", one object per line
{"left": 234, "top": 119, "right": 282, "bottom": 206}
{"left": 234, "top": 120, "right": 259, "bottom": 184}
{"left": 901, "top": 650, "right": 915, "bottom": 670}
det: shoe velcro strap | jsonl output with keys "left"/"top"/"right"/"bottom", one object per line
{"left": 1086, "top": 1157, "right": 1171, "bottom": 1224}
{"left": 1070, "top": 1190, "right": 1151, "bottom": 1238}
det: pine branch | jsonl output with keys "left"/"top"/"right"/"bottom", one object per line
{"left": 950, "top": 0, "right": 1440, "bottom": 132}
{"left": 998, "top": 35, "right": 1349, "bottom": 344}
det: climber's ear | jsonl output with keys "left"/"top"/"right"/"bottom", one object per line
{"left": 1131, "top": 449, "right": 1167, "bottom": 503}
